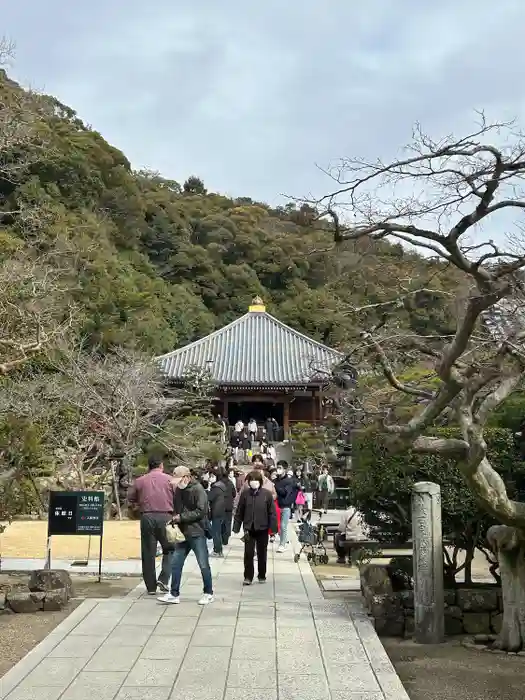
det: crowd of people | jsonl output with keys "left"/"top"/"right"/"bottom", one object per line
{"left": 215, "top": 415, "right": 282, "bottom": 464}
{"left": 128, "top": 453, "right": 339, "bottom": 602}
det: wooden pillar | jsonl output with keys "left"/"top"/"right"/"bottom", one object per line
{"left": 223, "top": 398, "right": 229, "bottom": 422}
{"left": 283, "top": 399, "right": 290, "bottom": 439}
{"left": 311, "top": 390, "right": 318, "bottom": 424}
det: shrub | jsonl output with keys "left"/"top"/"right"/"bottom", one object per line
{"left": 351, "top": 427, "right": 525, "bottom": 583}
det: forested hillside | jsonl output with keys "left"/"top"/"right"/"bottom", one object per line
{"left": 1, "top": 68, "right": 463, "bottom": 359}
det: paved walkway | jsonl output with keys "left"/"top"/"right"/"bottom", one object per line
{"left": 0, "top": 533, "right": 409, "bottom": 700}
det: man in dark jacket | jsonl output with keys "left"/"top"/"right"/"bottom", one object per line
{"left": 233, "top": 470, "right": 277, "bottom": 585}
{"left": 208, "top": 472, "right": 226, "bottom": 557}
{"left": 274, "top": 460, "right": 295, "bottom": 552}
{"left": 219, "top": 467, "right": 237, "bottom": 546}
{"left": 157, "top": 466, "right": 214, "bottom": 606}
{"left": 264, "top": 417, "right": 275, "bottom": 443}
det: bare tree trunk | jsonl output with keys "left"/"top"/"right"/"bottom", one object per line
{"left": 488, "top": 525, "right": 525, "bottom": 652}
{"left": 464, "top": 549, "right": 474, "bottom": 585}
{"left": 110, "top": 461, "right": 122, "bottom": 521}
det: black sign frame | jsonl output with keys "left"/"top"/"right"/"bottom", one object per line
{"left": 46, "top": 490, "right": 105, "bottom": 581}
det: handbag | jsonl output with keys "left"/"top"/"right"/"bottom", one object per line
{"left": 296, "top": 490, "right": 306, "bottom": 506}
{"left": 165, "top": 520, "right": 185, "bottom": 545}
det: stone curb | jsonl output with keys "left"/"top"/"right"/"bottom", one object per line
{"left": 0, "top": 599, "right": 98, "bottom": 699}
{"left": 290, "top": 523, "right": 411, "bottom": 699}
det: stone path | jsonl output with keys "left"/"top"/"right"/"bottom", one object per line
{"left": 0, "top": 558, "right": 144, "bottom": 576}
{"left": 0, "top": 533, "right": 409, "bottom": 700}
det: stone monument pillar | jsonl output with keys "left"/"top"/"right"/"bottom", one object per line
{"left": 411, "top": 481, "right": 445, "bottom": 643}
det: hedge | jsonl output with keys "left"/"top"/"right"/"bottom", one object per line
{"left": 350, "top": 427, "right": 524, "bottom": 583}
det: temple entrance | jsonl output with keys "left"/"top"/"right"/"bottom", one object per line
{"left": 227, "top": 401, "right": 284, "bottom": 429}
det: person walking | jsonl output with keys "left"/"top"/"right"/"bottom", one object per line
{"left": 294, "top": 467, "right": 306, "bottom": 520}
{"left": 207, "top": 470, "right": 226, "bottom": 557}
{"left": 303, "top": 469, "right": 316, "bottom": 513}
{"left": 247, "top": 418, "right": 257, "bottom": 445}
{"left": 264, "top": 417, "right": 275, "bottom": 443}
{"left": 241, "top": 430, "right": 252, "bottom": 463}
{"left": 287, "top": 466, "right": 299, "bottom": 519}
{"left": 127, "top": 455, "right": 175, "bottom": 595}
{"left": 157, "top": 466, "right": 214, "bottom": 606}
{"left": 233, "top": 470, "right": 277, "bottom": 585}
{"left": 268, "top": 467, "right": 281, "bottom": 543}
{"left": 230, "top": 430, "right": 242, "bottom": 463}
{"left": 216, "top": 414, "right": 227, "bottom": 444}
{"left": 274, "top": 460, "right": 296, "bottom": 553}
{"left": 220, "top": 467, "right": 237, "bottom": 546}
{"left": 317, "top": 465, "right": 335, "bottom": 513}
{"left": 243, "top": 454, "right": 277, "bottom": 499}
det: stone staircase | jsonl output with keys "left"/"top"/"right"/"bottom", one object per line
{"left": 239, "top": 441, "right": 293, "bottom": 466}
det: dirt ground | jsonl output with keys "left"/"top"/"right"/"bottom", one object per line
{"left": 0, "top": 572, "right": 141, "bottom": 678}
{"left": 0, "top": 603, "right": 78, "bottom": 677}
{"left": 1, "top": 520, "right": 141, "bottom": 560}
{"left": 312, "top": 548, "right": 495, "bottom": 582}
{"left": 383, "top": 638, "right": 525, "bottom": 700}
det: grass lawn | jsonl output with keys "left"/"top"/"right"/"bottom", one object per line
{"left": 1, "top": 520, "right": 141, "bottom": 560}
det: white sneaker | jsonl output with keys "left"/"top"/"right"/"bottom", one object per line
{"left": 277, "top": 545, "right": 285, "bottom": 553}
{"left": 198, "top": 593, "right": 214, "bottom": 605}
{"left": 157, "top": 593, "right": 180, "bottom": 604}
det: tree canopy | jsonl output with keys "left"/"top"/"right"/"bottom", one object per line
{"left": 0, "top": 69, "right": 462, "bottom": 364}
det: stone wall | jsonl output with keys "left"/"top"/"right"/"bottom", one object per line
{"left": 360, "top": 564, "right": 502, "bottom": 637}
{"left": 0, "top": 570, "right": 73, "bottom": 615}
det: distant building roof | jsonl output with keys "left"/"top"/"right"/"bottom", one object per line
{"left": 482, "top": 298, "right": 525, "bottom": 341}
{"left": 157, "top": 297, "right": 344, "bottom": 388}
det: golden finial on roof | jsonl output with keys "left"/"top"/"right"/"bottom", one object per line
{"left": 249, "top": 295, "right": 266, "bottom": 312}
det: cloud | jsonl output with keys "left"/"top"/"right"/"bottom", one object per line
{"left": 3, "top": 0, "right": 525, "bottom": 226}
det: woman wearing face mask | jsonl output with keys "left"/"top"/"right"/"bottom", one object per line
{"left": 267, "top": 468, "right": 281, "bottom": 543}
{"left": 219, "top": 467, "right": 237, "bottom": 547}
{"left": 233, "top": 470, "right": 277, "bottom": 585}
{"left": 294, "top": 468, "right": 306, "bottom": 520}
{"left": 241, "top": 455, "right": 277, "bottom": 500}
{"left": 207, "top": 470, "right": 226, "bottom": 557}
{"left": 287, "top": 468, "right": 299, "bottom": 520}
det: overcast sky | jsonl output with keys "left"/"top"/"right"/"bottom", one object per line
{"left": 4, "top": 0, "right": 525, "bottom": 208}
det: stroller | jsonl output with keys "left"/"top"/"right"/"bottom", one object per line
{"left": 293, "top": 510, "right": 329, "bottom": 565}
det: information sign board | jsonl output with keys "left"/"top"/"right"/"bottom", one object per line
{"left": 48, "top": 491, "right": 104, "bottom": 536}
{"left": 46, "top": 491, "right": 105, "bottom": 580}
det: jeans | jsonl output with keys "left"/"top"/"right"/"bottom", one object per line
{"left": 318, "top": 490, "right": 330, "bottom": 511}
{"left": 170, "top": 536, "right": 213, "bottom": 596}
{"left": 279, "top": 507, "right": 291, "bottom": 547}
{"left": 222, "top": 511, "right": 233, "bottom": 545}
{"left": 211, "top": 517, "right": 224, "bottom": 554}
{"left": 140, "top": 513, "right": 173, "bottom": 593}
{"left": 244, "top": 529, "right": 269, "bottom": 581}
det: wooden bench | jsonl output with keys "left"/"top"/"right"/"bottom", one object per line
{"left": 334, "top": 536, "right": 452, "bottom": 563}
{"left": 335, "top": 538, "right": 412, "bottom": 562}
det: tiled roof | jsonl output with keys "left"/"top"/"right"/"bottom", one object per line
{"left": 157, "top": 310, "right": 343, "bottom": 387}
{"left": 482, "top": 298, "right": 525, "bottom": 341}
